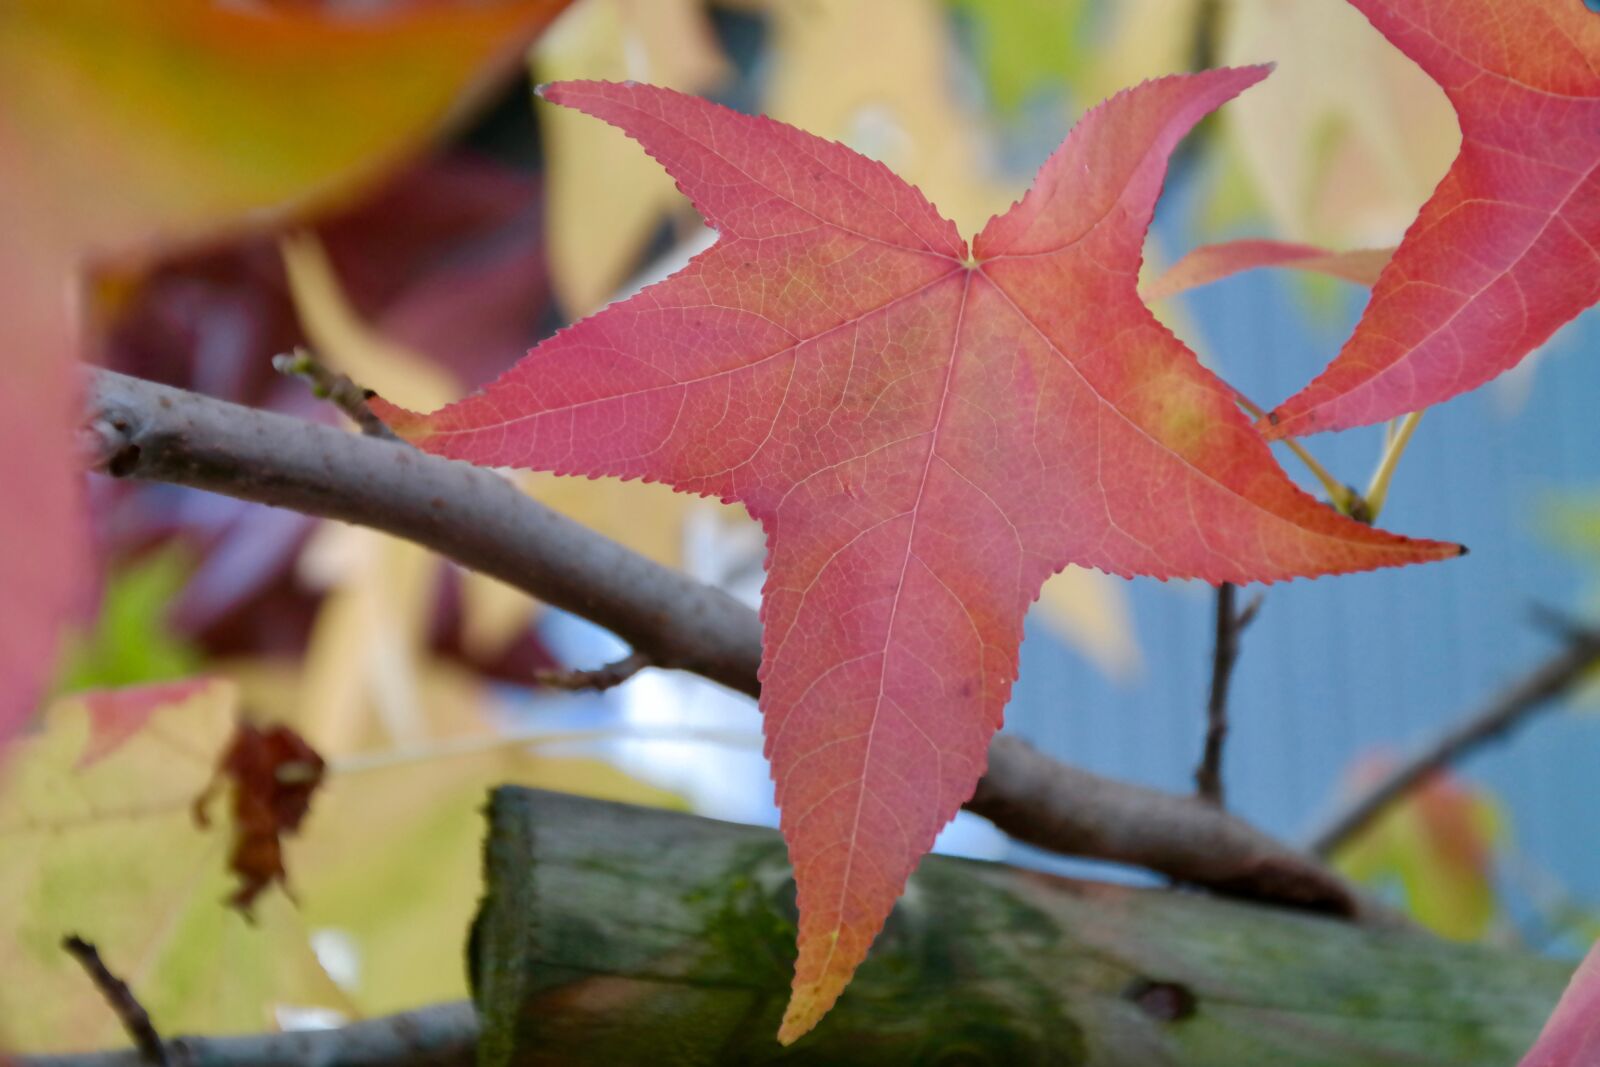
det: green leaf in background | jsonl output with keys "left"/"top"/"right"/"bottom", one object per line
{"left": 53, "top": 550, "right": 202, "bottom": 696}
{"left": 1545, "top": 496, "right": 1600, "bottom": 564}
{"left": 948, "top": 0, "right": 1090, "bottom": 113}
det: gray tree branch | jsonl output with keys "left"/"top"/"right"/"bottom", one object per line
{"left": 81, "top": 368, "right": 1373, "bottom": 920}
{"left": 15, "top": 1002, "right": 475, "bottom": 1067}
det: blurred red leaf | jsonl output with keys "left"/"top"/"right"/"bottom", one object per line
{"left": 1142, "top": 239, "right": 1394, "bottom": 303}
{"left": 76, "top": 678, "right": 220, "bottom": 770}
{"left": 1520, "top": 939, "right": 1600, "bottom": 1067}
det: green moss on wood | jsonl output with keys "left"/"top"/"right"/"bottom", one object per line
{"left": 472, "top": 789, "right": 1564, "bottom": 1066}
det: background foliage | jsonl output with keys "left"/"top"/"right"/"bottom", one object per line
{"left": 3, "top": 0, "right": 1599, "bottom": 1050}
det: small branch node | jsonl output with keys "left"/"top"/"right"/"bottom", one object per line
{"left": 1235, "top": 593, "right": 1265, "bottom": 633}
{"left": 537, "top": 650, "right": 653, "bottom": 693}
{"left": 272, "top": 347, "right": 401, "bottom": 442}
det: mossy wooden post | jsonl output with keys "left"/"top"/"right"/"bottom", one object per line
{"left": 473, "top": 788, "right": 1565, "bottom": 1066}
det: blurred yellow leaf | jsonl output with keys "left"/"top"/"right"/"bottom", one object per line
{"left": 281, "top": 231, "right": 460, "bottom": 411}
{"left": 757, "top": 0, "right": 1016, "bottom": 236}
{"left": 285, "top": 230, "right": 496, "bottom": 746}
{"left": 952, "top": 0, "right": 1204, "bottom": 115}
{"left": 283, "top": 229, "right": 701, "bottom": 691}
{"left": 0, "top": 670, "right": 688, "bottom": 1048}
{"left": 292, "top": 732, "right": 686, "bottom": 1012}
{"left": 1217, "top": 0, "right": 1458, "bottom": 246}
{"left": 0, "top": 682, "right": 348, "bottom": 1052}
{"left": 285, "top": 229, "right": 535, "bottom": 675}
{"left": 1035, "top": 568, "right": 1140, "bottom": 681}
{"left": 1334, "top": 758, "right": 1504, "bottom": 940}
{"left": 1081, "top": 0, "right": 1207, "bottom": 107}
{"left": 534, "top": 0, "right": 728, "bottom": 317}
{"left": 295, "top": 525, "right": 437, "bottom": 755}
{"left": 231, "top": 659, "right": 687, "bottom": 1014}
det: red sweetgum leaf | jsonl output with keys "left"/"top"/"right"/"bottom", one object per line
{"left": 375, "top": 73, "right": 1462, "bottom": 1041}
{"left": 1267, "top": 0, "right": 1600, "bottom": 437}
{"left": 1142, "top": 238, "right": 1394, "bottom": 303}
{"left": 1520, "top": 939, "right": 1600, "bottom": 1066}
{"left": 0, "top": 0, "right": 569, "bottom": 763}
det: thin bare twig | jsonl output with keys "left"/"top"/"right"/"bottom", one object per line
{"left": 537, "top": 650, "right": 652, "bottom": 692}
{"left": 1195, "top": 584, "right": 1262, "bottom": 806}
{"left": 60, "top": 936, "right": 168, "bottom": 1066}
{"left": 82, "top": 368, "right": 1375, "bottom": 921}
{"left": 15, "top": 1001, "right": 475, "bottom": 1067}
{"left": 1309, "top": 623, "right": 1600, "bottom": 857}
{"left": 272, "top": 348, "right": 401, "bottom": 442}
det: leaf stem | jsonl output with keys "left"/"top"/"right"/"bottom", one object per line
{"left": 1362, "top": 410, "right": 1424, "bottom": 522}
{"left": 272, "top": 347, "right": 401, "bottom": 443}
{"left": 1233, "top": 391, "right": 1356, "bottom": 514}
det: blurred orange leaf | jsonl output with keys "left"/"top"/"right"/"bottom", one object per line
{"left": 0, "top": 0, "right": 571, "bottom": 762}
{"left": 1, "top": 0, "right": 571, "bottom": 259}
{"left": 1334, "top": 757, "right": 1504, "bottom": 940}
